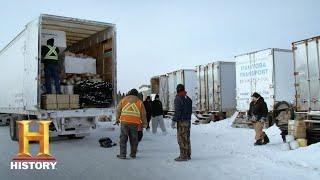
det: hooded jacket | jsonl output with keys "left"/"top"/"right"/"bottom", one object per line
{"left": 172, "top": 92, "right": 192, "bottom": 122}
{"left": 248, "top": 97, "right": 268, "bottom": 121}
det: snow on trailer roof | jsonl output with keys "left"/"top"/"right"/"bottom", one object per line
{"left": 234, "top": 48, "right": 292, "bottom": 58}
{"left": 41, "top": 14, "right": 115, "bottom": 47}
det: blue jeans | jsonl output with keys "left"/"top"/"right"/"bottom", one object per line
{"left": 44, "top": 64, "right": 61, "bottom": 94}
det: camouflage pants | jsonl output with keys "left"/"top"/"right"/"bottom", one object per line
{"left": 177, "top": 120, "right": 191, "bottom": 158}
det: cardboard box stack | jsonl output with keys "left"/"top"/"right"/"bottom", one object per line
{"left": 42, "top": 94, "right": 79, "bottom": 110}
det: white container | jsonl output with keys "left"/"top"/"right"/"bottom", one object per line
{"left": 235, "top": 48, "right": 295, "bottom": 112}
{"left": 64, "top": 56, "right": 97, "bottom": 74}
{"left": 293, "top": 36, "right": 320, "bottom": 111}
{"left": 64, "top": 85, "right": 74, "bottom": 95}
{"left": 196, "top": 61, "right": 236, "bottom": 113}
{"left": 285, "top": 135, "right": 295, "bottom": 142}
{"left": 150, "top": 75, "right": 169, "bottom": 111}
{"left": 41, "top": 29, "right": 67, "bottom": 51}
{"left": 281, "top": 143, "right": 291, "bottom": 151}
{"left": 168, "top": 69, "right": 197, "bottom": 111}
{"left": 0, "top": 14, "right": 117, "bottom": 138}
{"left": 289, "top": 140, "right": 300, "bottom": 150}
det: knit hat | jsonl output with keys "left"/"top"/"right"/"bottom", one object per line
{"left": 251, "top": 92, "right": 261, "bottom": 98}
{"left": 176, "top": 84, "right": 185, "bottom": 93}
{"left": 128, "top": 89, "right": 139, "bottom": 96}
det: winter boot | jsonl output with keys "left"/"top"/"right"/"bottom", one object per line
{"left": 254, "top": 139, "right": 263, "bottom": 146}
{"left": 174, "top": 156, "right": 188, "bottom": 162}
{"left": 117, "top": 155, "right": 126, "bottom": 159}
{"left": 263, "top": 134, "right": 270, "bottom": 144}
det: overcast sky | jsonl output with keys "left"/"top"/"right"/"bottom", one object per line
{"left": 0, "top": 0, "right": 319, "bottom": 92}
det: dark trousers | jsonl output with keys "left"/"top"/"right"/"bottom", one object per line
{"left": 138, "top": 131, "right": 143, "bottom": 142}
{"left": 44, "top": 63, "right": 61, "bottom": 94}
{"left": 120, "top": 123, "right": 138, "bottom": 157}
{"left": 177, "top": 120, "right": 191, "bottom": 158}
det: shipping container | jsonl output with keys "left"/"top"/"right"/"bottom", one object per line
{"left": 293, "top": 37, "right": 320, "bottom": 112}
{"left": 168, "top": 69, "right": 197, "bottom": 111}
{"left": 0, "top": 14, "right": 116, "bottom": 140}
{"left": 233, "top": 48, "right": 294, "bottom": 128}
{"left": 150, "top": 75, "right": 169, "bottom": 111}
{"left": 292, "top": 36, "right": 320, "bottom": 145}
{"left": 196, "top": 61, "right": 236, "bottom": 116}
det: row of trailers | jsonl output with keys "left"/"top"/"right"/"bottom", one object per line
{"left": 151, "top": 35, "right": 320, "bottom": 144}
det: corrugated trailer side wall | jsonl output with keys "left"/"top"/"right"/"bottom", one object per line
{"left": 159, "top": 75, "right": 169, "bottom": 111}
{"left": 293, "top": 37, "right": 320, "bottom": 111}
{"left": 0, "top": 19, "right": 39, "bottom": 112}
{"left": 168, "top": 72, "right": 177, "bottom": 111}
{"left": 274, "top": 50, "right": 295, "bottom": 106}
{"left": 183, "top": 70, "right": 197, "bottom": 111}
{"left": 220, "top": 62, "right": 236, "bottom": 112}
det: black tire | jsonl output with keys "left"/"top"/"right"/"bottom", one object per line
{"left": 9, "top": 118, "right": 18, "bottom": 141}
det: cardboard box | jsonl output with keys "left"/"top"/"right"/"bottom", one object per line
{"left": 64, "top": 56, "right": 96, "bottom": 74}
{"left": 294, "top": 120, "right": 306, "bottom": 139}
{"left": 42, "top": 94, "right": 80, "bottom": 110}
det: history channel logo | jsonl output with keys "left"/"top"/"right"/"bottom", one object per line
{"left": 10, "top": 120, "right": 57, "bottom": 170}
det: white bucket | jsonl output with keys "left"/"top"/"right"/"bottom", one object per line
{"left": 289, "top": 140, "right": 299, "bottom": 150}
{"left": 285, "top": 135, "right": 295, "bottom": 142}
{"left": 281, "top": 143, "right": 291, "bottom": 151}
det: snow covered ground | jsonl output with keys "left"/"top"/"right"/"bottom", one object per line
{"left": 0, "top": 113, "right": 319, "bottom": 180}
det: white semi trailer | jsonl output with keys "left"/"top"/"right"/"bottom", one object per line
{"left": 233, "top": 48, "right": 295, "bottom": 128}
{"left": 292, "top": 36, "right": 320, "bottom": 145}
{"left": 0, "top": 14, "right": 117, "bottom": 140}
{"left": 195, "top": 61, "right": 236, "bottom": 120}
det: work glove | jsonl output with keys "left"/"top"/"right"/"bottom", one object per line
{"left": 260, "top": 117, "right": 267, "bottom": 123}
{"left": 171, "top": 120, "right": 176, "bottom": 129}
{"left": 114, "top": 120, "right": 120, "bottom": 126}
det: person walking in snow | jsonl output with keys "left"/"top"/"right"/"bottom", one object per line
{"left": 143, "top": 96, "right": 152, "bottom": 131}
{"left": 172, "top": 84, "right": 192, "bottom": 161}
{"left": 248, "top": 92, "right": 270, "bottom": 146}
{"left": 151, "top": 94, "right": 167, "bottom": 134}
{"left": 116, "top": 89, "right": 147, "bottom": 159}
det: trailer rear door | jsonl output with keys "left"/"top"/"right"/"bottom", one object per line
{"left": 23, "top": 19, "right": 39, "bottom": 110}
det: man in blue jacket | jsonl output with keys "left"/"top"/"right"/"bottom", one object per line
{"left": 172, "top": 84, "right": 192, "bottom": 161}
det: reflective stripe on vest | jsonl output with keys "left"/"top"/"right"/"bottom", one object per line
{"left": 44, "top": 45, "right": 58, "bottom": 60}
{"left": 121, "top": 101, "right": 141, "bottom": 117}
{"left": 119, "top": 97, "right": 142, "bottom": 124}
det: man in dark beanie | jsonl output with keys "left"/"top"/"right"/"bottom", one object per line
{"left": 116, "top": 88, "right": 147, "bottom": 159}
{"left": 248, "top": 92, "right": 270, "bottom": 146}
{"left": 172, "top": 84, "right": 192, "bottom": 161}
{"left": 143, "top": 96, "right": 152, "bottom": 130}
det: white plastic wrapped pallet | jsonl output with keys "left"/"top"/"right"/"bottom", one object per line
{"left": 64, "top": 56, "right": 97, "bottom": 74}
{"left": 41, "top": 29, "right": 67, "bottom": 50}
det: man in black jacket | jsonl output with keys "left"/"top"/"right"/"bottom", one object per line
{"left": 151, "top": 94, "right": 167, "bottom": 134}
{"left": 143, "top": 96, "right": 152, "bottom": 130}
{"left": 248, "top": 92, "right": 270, "bottom": 146}
{"left": 172, "top": 84, "right": 192, "bottom": 161}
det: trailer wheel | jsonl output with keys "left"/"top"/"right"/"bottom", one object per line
{"left": 9, "top": 118, "right": 18, "bottom": 141}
